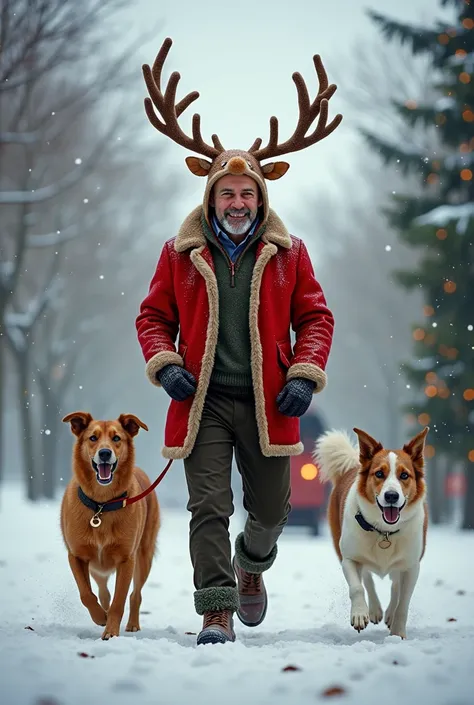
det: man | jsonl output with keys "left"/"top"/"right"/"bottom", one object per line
{"left": 136, "top": 38, "right": 342, "bottom": 645}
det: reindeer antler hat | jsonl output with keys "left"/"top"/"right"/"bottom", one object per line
{"left": 142, "top": 38, "right": 343, "bottom": 225}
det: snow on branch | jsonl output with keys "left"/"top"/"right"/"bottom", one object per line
{"left": 6, "top": 278, "right": 62, "bottom": 331}
{"left": 0, "top": 131, "right": 40, "bottom": 145}
{"left": 414, "top": 203, "right": 474, "bottom": 235}
{"left": 0, "top": 163, "right": 86, "bottom": 205}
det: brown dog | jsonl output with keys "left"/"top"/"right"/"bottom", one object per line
{"left": 60, "top": 411, "right": 160, "bottom": 640}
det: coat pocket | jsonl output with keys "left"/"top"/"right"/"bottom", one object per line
{"left": 276, "top": 340, "right": 292, "bottom": 370}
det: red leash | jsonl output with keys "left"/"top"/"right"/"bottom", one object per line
{"left": 103, "top": 459, "right": 173, "bottom": 507}
{"left": 86, "top": 459, "right": 174, "bottom": 528}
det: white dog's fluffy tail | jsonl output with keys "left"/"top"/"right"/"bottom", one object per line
{"left": 313, "top": 430, "right": 360, "bottom": 484}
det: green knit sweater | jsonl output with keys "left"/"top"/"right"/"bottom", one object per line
{"left": 202, "top": 217, "right": 263, "bottom": 390}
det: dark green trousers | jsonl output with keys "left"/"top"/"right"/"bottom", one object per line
{"left": 183, "top": 386, "right": 291, "bottom": 615}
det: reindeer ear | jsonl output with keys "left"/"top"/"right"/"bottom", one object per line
{"left": 62, "top": 412, "right": 93, "bottom": 437}
{"left": 261, "top": 161, "right": 290, "bottom": 180}
{"left": 403, "top": 427, "right": 429, "bottom": 467}
{"left": 118, "top": 414, "right": 149, "bottom": 437}
{"left": 185, "top": 156, "right": 212, "bottom": 176}
{"left": 353, "top": 428, "right": 383, "bottom": 467}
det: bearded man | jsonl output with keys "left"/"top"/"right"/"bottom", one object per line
{"left": 136, "top": 38, "right": 342, "bottom": 645}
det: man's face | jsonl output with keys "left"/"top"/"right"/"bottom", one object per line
{"left": 210, "top": 174, "right": 262, "bottom": 236}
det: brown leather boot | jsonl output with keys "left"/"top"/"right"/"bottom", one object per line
{"left": 196, "top": 610, "right": 236, "bottom": 645}
{"left": 233, "top": 558, "right": 268, "bottom": 627}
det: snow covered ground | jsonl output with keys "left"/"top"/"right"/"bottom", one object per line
{"left": 1, "top": 482, "right": 473, "bottom": 705}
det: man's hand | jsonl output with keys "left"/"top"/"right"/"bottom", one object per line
{"left": 276, "top": 378, "right": 315, "bottom": 417}
{"left": 157, "top": 364, "right": 197, "bottom": 401}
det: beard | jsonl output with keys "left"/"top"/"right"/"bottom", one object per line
{"left": 219, "top": 208, "right": 255, "bottom": 236}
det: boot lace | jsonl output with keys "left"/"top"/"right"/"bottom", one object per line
{"left": 241, "top": 570, "right": 262, "bottom": 594}
{"left": 204, "top": 610, "right": 230, "bottom": 629}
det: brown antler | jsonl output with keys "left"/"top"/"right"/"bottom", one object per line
{"left": 142, "top": 38, "right": 225, "bottom": 159}
{"left": 248, "top": 55, "right": 342, "bottom": 161}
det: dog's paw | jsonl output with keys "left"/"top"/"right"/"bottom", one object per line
{"left": 101, "top": 624, "right": 120, "bottom": 640}
{"left": 351, "top": 603, "right": 369, "bottom": 632}
{"left": 389, "top": 618, "right": 407, "bottom": 639}
{"left": 125, "top": 623, "right": 141, "bottom": 633}
{"left": 384, "top": 605, "right": 396, "bottom": 629}
{"left": 369, "top": 602, "right": 383, "bottom": 625}
{"left": 89, "top": 605, "right": 107, "bottom": 626}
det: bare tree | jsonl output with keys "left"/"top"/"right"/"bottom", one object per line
{"left": 0, "top": 0, "right": 170, "bottom": 499}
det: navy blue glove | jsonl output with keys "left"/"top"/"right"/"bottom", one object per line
{"left": 157, "top": 364, "right": 197, "bottom": 401}
{"left": 276, "top": 378, "right": 315, "bottom": 417}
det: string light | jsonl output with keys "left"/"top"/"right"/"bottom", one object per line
{"left": 462, "top": 18, "right": 474, "bottom": 29}
{"left": 425, "top": 445, "right": 436, "bottom": 458}
{"left": 423, "top": 305, "right": 435, "bottom": 316}
{"left": 413, "top": 328, "right": 426, "bottom": 341}
{"left": 444, "top": 280, "right": 457, "bottom": 293}
{"left": 463, "top": 389, "right": 474, "bottom": 401}
{"left": 418, "top": 413, "right": 431, "bottom": 425}
{"left": 460, "top": 72, "right": 471, "bottom": 84}
{"left": 425, "top": 385, "right": 438, "bottom": 398}
{"left": 469, "top": 450, "right": 474, "bottom": 462}
{"left": 461, "top": 168, "right": 473, "bottom": 180}
{"left": 462, "top": 109, "right": 474, "bottom": 122}
{"left": 436, "top": 228, "right": 448, "bottom": 240}
{"left": 438, "top": 34, "right": 449, "bottom": 44}
{"left": 405, "top": 99, "right": 417, "bottom": 109}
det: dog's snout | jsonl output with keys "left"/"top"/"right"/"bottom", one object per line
{"left": 384, "top": 490, "right": 399, "bottom": 505}
{"left": 98, "top": 448, "right": 112, "bottom": 462}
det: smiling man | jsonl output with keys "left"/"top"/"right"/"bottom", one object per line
{"left": 135, "top": 38, "right": 342, "bottom": 646}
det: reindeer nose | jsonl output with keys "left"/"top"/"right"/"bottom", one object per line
{"left": 98, "top": 448, "right": 112, "bottom": 462}
{"left": 384, "top": 490, "right": 399, "bottom": 505}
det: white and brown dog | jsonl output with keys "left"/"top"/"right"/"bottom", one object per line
{"left": 314, "top": 426, "right": 429, "bottom": 639}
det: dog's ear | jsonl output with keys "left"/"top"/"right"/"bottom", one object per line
{"left": 403, "top": 426, "right": 429, "bottom": 470}
{"left": 353, "top": 428, "right": 383, "bottom": 467}
{"left": 118, "top": 414, "right": 149, "bottom": 437}
{"left": 62, "top": 411, "right": 93, "bottom": 436}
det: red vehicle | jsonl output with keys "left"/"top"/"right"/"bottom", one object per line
{"left": 287, "top": 408, "right": 327, "bottom": 535}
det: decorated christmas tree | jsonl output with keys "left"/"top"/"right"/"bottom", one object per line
{"left": 365, "top": 0, "right": 474, "bottom": 528}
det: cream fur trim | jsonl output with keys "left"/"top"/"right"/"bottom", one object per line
{"left": 287, "top": 363, "right": 327, "bottom": 393}
{"left": 174, "top": 206, "right": 292, "bottom": 253}
{"left": 146, "top": 351, "right": 184, "bottom": 387}
{"left": 162, "top": 246, "right": 219, "bottom": 459}
{"left": 248, "top": 242, "right": 304, "bottom": 458}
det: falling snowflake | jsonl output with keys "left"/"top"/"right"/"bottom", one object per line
{"left": 99, "top": 275, "right": 104, "bottom": 280}
{"left": 385, "top": 245, "right": 392, "bottom": 252}
{"left": 75, "top": 158, "right": 82, "bottom": 165}
{"left": 45, "top": 429, "right": 51, "bottom": 436}
{"left": 406, "top": 384, "right": 411, "bottom": 389}
{"left": 468, "top": 325, "right": 473, "bottom": 331}
{"left": 79, "top": 385, "right": 83, "bottom": 390}
{"left": 432, "top": 322, "right": 438, "bottom": 328}
{"left": 83, "top": 198, "right": 89, "bottom": 204}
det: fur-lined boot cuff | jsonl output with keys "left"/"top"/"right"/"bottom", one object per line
{"left": 193, "top": 586, "right": 240, "bottom": 615}
{"left": 234, "top": 532, "right": 278, "bottom": 574}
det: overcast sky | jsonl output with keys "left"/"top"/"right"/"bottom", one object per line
{"left": 121, "top": 0, "right": 451, "bottom": 238}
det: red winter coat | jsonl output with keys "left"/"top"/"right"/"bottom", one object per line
{"left": 136, "top": 206, "right": 334, "bottom": 459}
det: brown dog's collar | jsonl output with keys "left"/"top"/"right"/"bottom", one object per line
{"left": 77, "top": 486, "right": 127, "bottom": 514}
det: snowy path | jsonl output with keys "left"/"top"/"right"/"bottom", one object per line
{"left": 1, "top": 484, "right": 473, "bottom": 705}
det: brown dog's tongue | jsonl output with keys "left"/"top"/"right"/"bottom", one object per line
{"left": 382, "top": 505, "right": 399, "bottom": 524}
{"left": 98, "top": 463, "right": 111, "bottom": 479}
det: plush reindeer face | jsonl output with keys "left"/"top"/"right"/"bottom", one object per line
{"left": 142, "top": 38, "right": 343, "bottom": 222}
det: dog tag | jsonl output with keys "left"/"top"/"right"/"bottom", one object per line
{"left": 378, "top": 535, "right": 391, "bottom": 549}
{"left": 90, "top": 515, "right": 102, "bottom": 528}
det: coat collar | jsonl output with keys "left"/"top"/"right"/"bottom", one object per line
{"left": 174, "top": 206, "right": 292, "bottom": 253}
